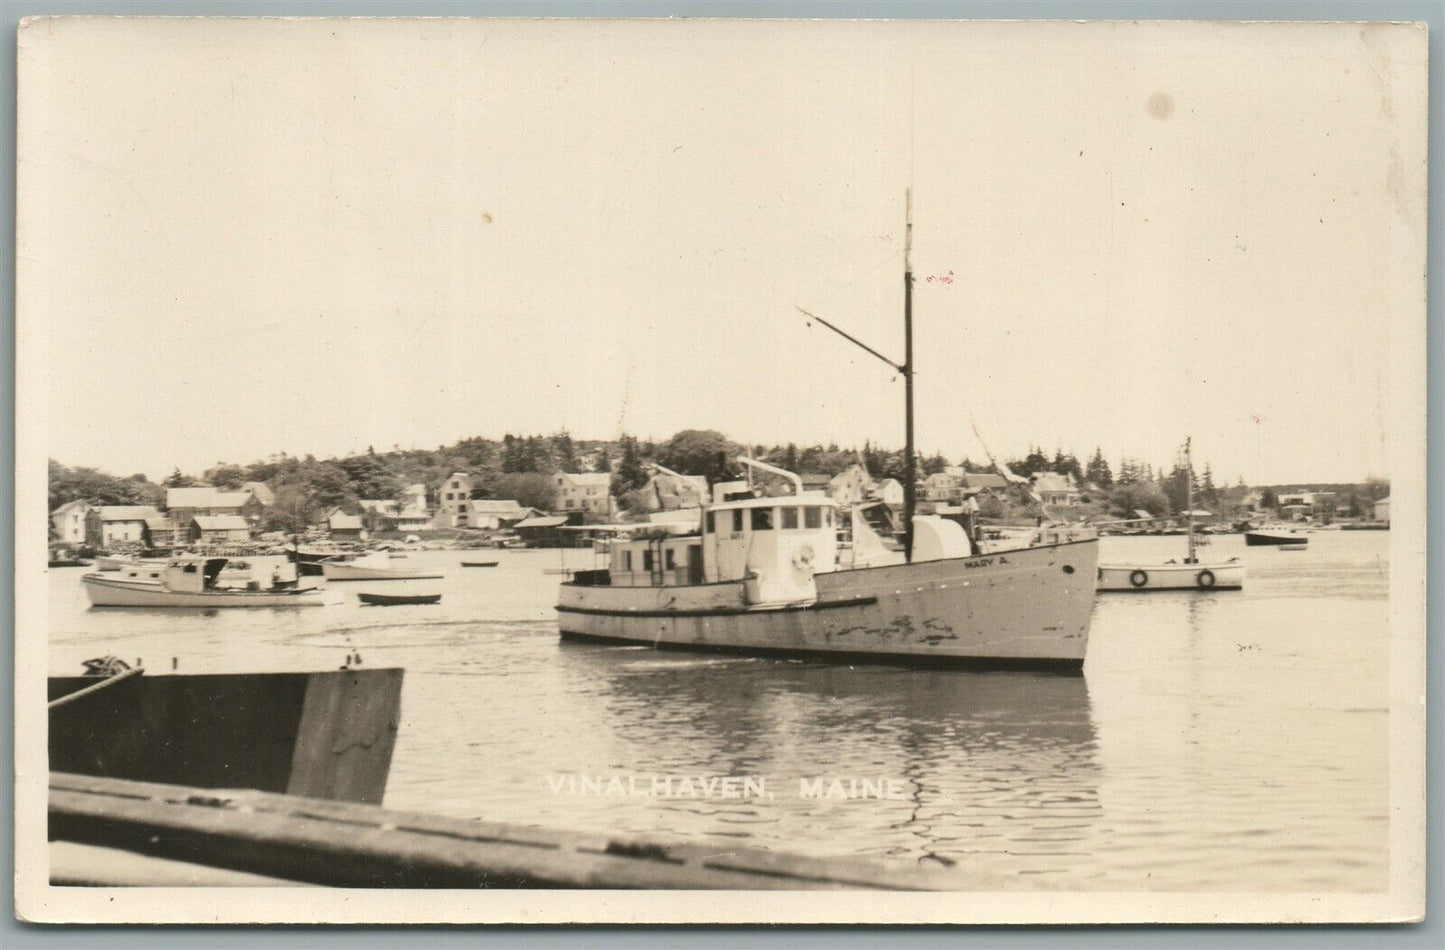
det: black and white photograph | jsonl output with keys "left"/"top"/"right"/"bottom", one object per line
{"left": 14, "top": 14, "right": 1428, "bottom": 924}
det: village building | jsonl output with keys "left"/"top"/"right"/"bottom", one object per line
{"left": 358, "top": 499, "right": 400, "bottom": 534}
{"left": 468, "top": 499, "right": 530, "bottom": 530}
{"left": 165, "top": 486, "right": 264, "bottom": 532}
{"left": 921, "top": 471, "right": 964, "bottom": 504}
{"left": 554, "top": 472, "right": 612, "bottom": 516}
{"left": 325, "top": 509, "right": 366, "bottom": 541}
{"left": 1029, "top": 472, "right": 1082, "bottom": 507}
{"left": 50, "top": 500, "right": 93, "bottom": 545}
{"left": 828, "top": 463, "right": 873, "bottom": 508}
{"left": 799, "top": 473, "right": 833, "bottom": 494}
{"left": 85, "top": 505, "right": 167, "bottom": 549}
{"left": 637, "top": 472, "right": 708, "bottom": 512}
{"left": 188, "top": 515, "right": 252, "bottom": 545}
{"left": 434, "top": 473, "right": 476, "bottom": 528}
{"left": 514, "top": 514, "right": 570, "bottom": 547}
{"left": 1278, "top": 491, "right": 1338, "bottom": 524}
{"left": 241, "top": 481, "right": 276, "bottom": 507}
{"left": 873, "top": 478, "right": 905, "bottom": 507}
{"left": 963, "top": 473, "right": 1010, "bottom": 492}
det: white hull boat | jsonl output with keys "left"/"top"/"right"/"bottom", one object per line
{"left": 1097, "top": 561, "right": 1243, "bottom": 592}
{"left": 1096, "top": 439, "right": 1244, "bottom": 594}
{"left": 83, "top": 557, "right": 328, "bottom": 608}
{"left": 557, "top": 459, "right": 1098, "bottom": 672}
{"left": 93, "top": 555, "right": 143, "bottom": 572}
{"left": 320, "top": 553, "right": 443, "bottom": 581}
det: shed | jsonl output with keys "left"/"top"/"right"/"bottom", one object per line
{"left": 514, "top": 515, "right": 569, "bottom": 548}
{"left": 189, "top": 515, "right": 251, "bottom": 544}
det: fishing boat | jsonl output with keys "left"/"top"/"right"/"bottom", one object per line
{"left": 1097, "top": 439, "right": 1245, "bottom": 592}
{"left": 461, "top": 560, "right": 499, "bottom": 568}
{"left": 1245, "top": 526, "right": 1308, "bottom": 546}
{"left": 320, "top": 551, "right": 444, "bottom": 581}
{"left": 82, "top": 557, "right": 328, "bottom": 607}
{"left": 358, "top": 592, "right": 442, "bottom": 606}
{"left": 555, "top": 193, "right": 1099, "bottom": 672}
{"left": 93, "top": 553, "right": 139, "bottom": 571}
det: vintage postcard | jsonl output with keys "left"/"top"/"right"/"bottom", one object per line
{"left": 14, "top": 16, "right": 1427, "bottom": 924}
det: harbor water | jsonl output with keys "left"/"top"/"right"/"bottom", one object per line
{"left": 47, "top": 531, "right": 1390, "bottom": 890}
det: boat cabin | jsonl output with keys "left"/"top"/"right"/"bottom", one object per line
{"left": 162, "top": 557, "right": 242, "bottom": 593}
{"left": 599, "top": 475, "right": 841, "bottom": 604}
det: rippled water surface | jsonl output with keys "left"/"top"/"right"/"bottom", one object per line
{"left": 48, "top": 532, "right": 1391, "bottom": 890}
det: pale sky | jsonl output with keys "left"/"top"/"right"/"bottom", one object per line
{"left": 20, "top": 18, "right": 1426, "bottom": 484}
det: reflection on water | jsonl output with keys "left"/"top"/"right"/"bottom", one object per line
{"left": 46, "top": 531, "right": 1391, "bottom": 890}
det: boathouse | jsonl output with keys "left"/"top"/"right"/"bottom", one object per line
{"left": 326, "top": 509, "right": 366, "bottom": 542}
{"left": 514, "top": 515, "right": 570, "bottom": 547}
{"left": 188, "top": 515, "right": 251, "bottom": 544}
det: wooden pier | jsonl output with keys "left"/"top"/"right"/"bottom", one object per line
{"left": 50, "top": 773, "right": 975, "bottom": 890}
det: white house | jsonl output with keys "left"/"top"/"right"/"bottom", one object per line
{"left": 555, "top": 472, "right": 612, "bottom": 516}
{"left": 50, "top": 500, "right": 93, "bottom": 545}
{"left": 87, "top": 505, "right": 166, "bottom": 548}
{"left": 828, "top": 463, "right": 873, "bottom": 508}
{"left": 1374, "top": 496, "right": 1390, "bottom": 525}
{"left": 1029, "top": 472, "right": 1081, "bottom": 506}
{"left": 435, "top": 473, "right": 475, "bottom": 528}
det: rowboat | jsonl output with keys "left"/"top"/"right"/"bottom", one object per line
{"left": 461, "top": 560, "right": 499, "bottom": 568}
{"left": 358, "top": 592, "right": 442, "bottom": 606}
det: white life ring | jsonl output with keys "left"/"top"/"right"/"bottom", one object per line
{"left": 1196, "top": 569, "right": 1217, "bottom": 589}
{"left": 793, "top": 545, "right": 816, "bottom": 571}
{"left": 1129, "top": 569, "right": 1149, "bottom": 588}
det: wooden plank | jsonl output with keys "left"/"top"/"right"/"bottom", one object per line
{"left": 50, "top": 773, "right": 977, "bottom": 890}
{"left": 286, "top": 668, "right": 404, "bottom": 805}
{"left": 50, "top": 841, "right": 309, "bottom": 887}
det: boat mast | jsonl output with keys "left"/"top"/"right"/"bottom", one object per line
{"left": 1185, "top": 437, "right": 1196, "bottom": 564}
{"left": 793, "top": 191, "right": 917, "bottom": 563}
{"left": 902, "top": 189, "right": 916, "bottom": 563}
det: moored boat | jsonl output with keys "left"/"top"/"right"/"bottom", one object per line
{"left": 1245, "top": 527, "right": 1308, "bottom": 546}
{"left": 320, "top": 552, "right": 444, "bottom": 581}
{"left": 1097, "top": 439, "right": 1245, "bottom": 593}
{"left": 358, "top": 592, "right": 442, "bottom": 606}
{"left": 82, "top": 557, "right": 328, "bottom": 607}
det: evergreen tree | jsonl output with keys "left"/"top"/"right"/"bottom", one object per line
{"left": 1085, "top": 448, "right": 1113, "bottom": 489}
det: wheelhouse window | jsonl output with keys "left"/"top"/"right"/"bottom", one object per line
{"left": 781, "top": 507, "right": 799, "bottom": 530}
{"left": 623, "top": 551, "right": 633, "bottom": 572}
{"left": 706, "top": 511, "right": 715, "bottom": 533}
{"left": 643, "top": 550, "right": 654, "bottom": 572}
{"left": 731, "top": 509, "right": 744, "bottom": 533}
{"left": 804, "top": 507, "right": 822, "bottom": 529}
{"left": 751, "top": 507, "right": 774, "bottom": 531}
{"left": 664, "top": 548, "right": 676, "bottom": 570}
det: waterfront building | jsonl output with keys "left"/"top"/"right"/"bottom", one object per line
{"left": 325, "top": 509, "right": 366, "bottom": 541}
{"left": 1029, "top": 472, "right": 1082, "bottom": 507}
{"left": 468, "top": 499, "right": 529, "bottom": 530}
{"left": 85, "top": 505, "right": 166, "bottom": 549}
{"left": 435, "top": 473, "right": 474, "bottom": 528}
{"left": 50, "top": 499, "right": 93, "bottom": 545}
{"left": 828, "top": 463, "right": 873, "bottom": 508}
{"left": 188, "top": 515, "right": 252, "bottom": 544}
{"left": 874, "top": 478, "right": 905, "bottom": 507}
{"left": 554, "top": 472, "right": 612, "bottom": 516}
{"left": 166, "top": 486, "right": 264, "bottom": 533}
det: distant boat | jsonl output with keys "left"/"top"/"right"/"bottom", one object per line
{"left": 358, "top": 592, "right": 442, "bottom": 606}
{"left": 1245, "top": 527, "right": 1308, "bottom": 547}
{"left": 461, "top": 560, "right": 499, "bottom": 568}
{"left": 93, "top": 554, "right": 139, "bottom": 572}
{"left": 1097, "top": 439, "right": 1245, "bottom": 593}
{"left": 48, "top": 558, "right": 92, "bottom": 568}
{"left": 321, "top": 552, "right": 444, "bottom": 581}
{"left": 83, "top": 557, "right": 328, "bottom": 608}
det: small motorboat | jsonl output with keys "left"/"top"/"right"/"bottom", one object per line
{"left": 321, "top": 552, "right": 444, "bottom": 581}
{"left": 1245, "top": 527, "right": 1308, "bottom": 546}
{"left": 358, "top": 592, "right": 442, "bottom": 606}
{"left": 460, "top": 560, "right": 499, "bottom": 568}
{"left": 48, "top": 558, "right": 92, "bottom": 568}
